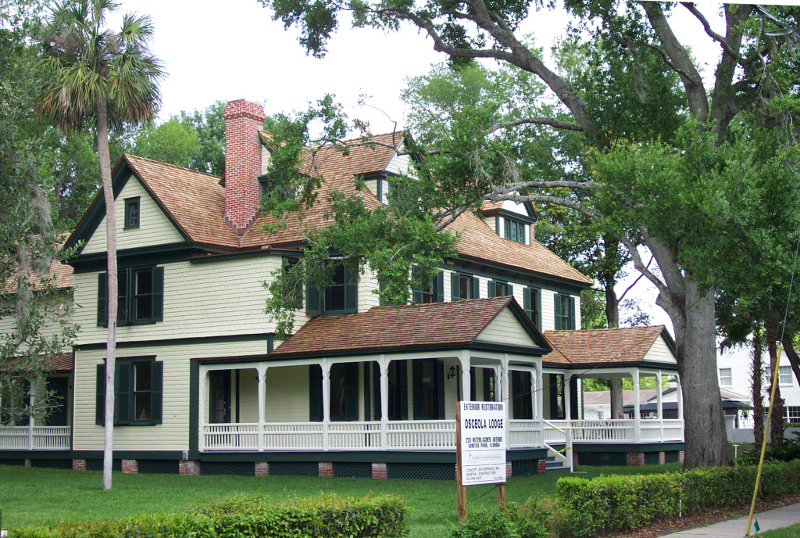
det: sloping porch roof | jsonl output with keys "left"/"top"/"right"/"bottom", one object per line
{"left": 543, "top": 325, "right": 677, "bottom": 369}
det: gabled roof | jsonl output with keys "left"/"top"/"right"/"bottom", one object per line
{"left": 65, "top": 132, "right": 591, "bottom": 287}
{"left": 543, "top": 326, "right": 675, "bottom": 366}
{"left": 269, "top": 296, "right": 551, "bottom": 358}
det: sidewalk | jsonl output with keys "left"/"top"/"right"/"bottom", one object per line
{"left": 668, "top": 503, "right": 800, "bottom": 537}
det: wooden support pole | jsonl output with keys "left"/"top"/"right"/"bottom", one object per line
{"left": 456, "top": 403, "right": 467, "bottom": 524}
{"left": 497, "top": 483, "right": 506, "bottom": 507}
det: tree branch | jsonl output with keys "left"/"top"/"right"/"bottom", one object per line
{"left": 491, "top": 116, "right": 583, "bottom": 132}
{"left": 618, "top": 254, "right": 653, "bottom": 302}
{"left": 616, "top": 233, "right": 669, "bottom": 297}
{"left": 680, "top": 2, "right": 742, "bottom": 61}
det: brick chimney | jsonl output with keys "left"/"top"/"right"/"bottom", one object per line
{"left": 223, "top": 99, "right": 266, "bottom": 235}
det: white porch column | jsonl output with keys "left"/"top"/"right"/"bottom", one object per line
{"left": 198, "top": 369, "right": 208, "bottom": 451}
{"left": 380, "top": 356, "right": 389, "bottom": 450}
{"left": 459, "top": 351, "right": 471, "bottom": 403}
{"left": 656, "top": 371, "right": 663, "bottom": 441}
{"left": 502, "top": 355, "right": 510, "bottom": 422}
{"left": 633, "top": 370, "right": 641, "bottom": 444}
{"left": 536, "top": 366, "right": 544, "bottom": 423}
{"left": 676, "top": 375, "right": 684, "bottom": 422}
{"left": 530, "top": 367, "right": 537, "bottom": 419}
{"left": 322, "top": 359, "right": 331, "bottom": 451}
{"left": 257, "top": 365, "right": 267, "bottom": 451}
{"left": 28, "top": 386, "right": 35, "bottom": 449}
{"left": 564, "top": 373, "right": 573, "bottom": 422}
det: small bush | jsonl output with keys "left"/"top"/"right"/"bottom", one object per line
{"left": 739, "top": 438, "right": 800, "bottom": 465}
{"left": 450, "top": 506, "right": 548, "bottom": 538}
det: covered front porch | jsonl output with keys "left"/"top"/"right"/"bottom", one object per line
{"left": 0, "top": 373, "right": 72, "bottom": 451}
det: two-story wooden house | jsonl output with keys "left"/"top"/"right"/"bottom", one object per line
{"left": 0, "top": 100, "right": 685, "bottom": 477}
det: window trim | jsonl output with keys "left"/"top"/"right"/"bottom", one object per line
{"left": 554, "top": 294, "right": 576, "bottom": 330}
{"left": 306, "top": 264, "right": 358, "bottom": 316}
{"left": 124, "top": 197, "right": 140, "bottom": 229}
{"left": 451, "top": 272, "right": 480, "bottom": 301}
{"left": 487, "top": 279, "right": 513, "bottom": 298}
{"left": 503, "top": 218, "right": 527, "bottom": 244}
{"left": 523, "top": 286, "right": 542, "bottom": 329}
{"left": 96, "top": 356, "right": 162, "bottom": 426}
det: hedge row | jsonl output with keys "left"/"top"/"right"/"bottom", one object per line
{"left": 10, "top": 493, "right": 407, "bottom": 538}
{"left": 557, "top": 459, "right": 800, "bottom": 536}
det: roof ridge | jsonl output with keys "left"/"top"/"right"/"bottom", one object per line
{"left": 123, "top": 153, "right": 223, "bottom": 181}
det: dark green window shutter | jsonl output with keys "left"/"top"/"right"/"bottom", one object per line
{"left": 451, "top": 272, "right": 461, "bottom": 301}
{"left": 470, "top": 367, "right": 476, "bottom": 401}
{"left": 151, "top": 361, "right": 163, "bottom": 424}
{"left": 411, "top": 266, "right": 422, "bottom": 304}
{"left": 412, "top": 360, "right": 423, "bottom": 419}
{"left": 488, "top": 281, "right": 496, "bottom": 297}
{"left": 344, "top": 267, "right": 358, "bottom": 312}
{"left": 152, "top": 267, "right": 164, "bottom": 322}
{"left": 569, "top": 296, "right": 576, "bottom": 330}
{"left": 471, "top": 277, "right": 480, "bottom": 299}
{"left": 435, "top": 271, "right": 444, "bottom": 302}
{"left": 507, "top": 284, "right": 513, "bottom": 297}
{"left": 372, "top": 363, "right": 381, "bottom": 420}
{"left": 309, "top": 365, "right": 322, "bottom": 421}
{"left": 378, "top": 280, "right": 394, "bottom": 306}
{"left": 97, "top": 273, "right": 108, "bottom": 327}
{"left": 117, "top": 269, "right": 128, "bottom": 325}
{"left": 554, "top": 294, "right": 562, "bottom": 330}
{"left": 569, "top": 376, "right": 579, "bottom": 420}
{"left": 523, "top": 287, "right": 532, "bottom": 317}
{"left": 436, "top": 360, "right": 445, "bottom": 419}
{"left": 96, "top": 364, "right": 105, "bottom": 425}
{"left": 306, "top": 282, "right": 322, "bottom": 315}
{"left": 483, "top": 369, "right": 494, "bottom": 401}
{"left": 115, "top": 363, "right": 131, "bottom": 424}
{"left": 456, "top": 365, "right": 462, "bottom": 402}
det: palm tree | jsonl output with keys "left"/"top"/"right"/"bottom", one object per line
{"left": 37, "top": 0, "right": 164, "bottom": 490}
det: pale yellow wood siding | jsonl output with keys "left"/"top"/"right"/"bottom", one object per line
{"left": 485, "top": 217, "right": 497, "bottom": 233}
{"left": 358, "top": 267, "right": 380, "bottom": 311}
{"left": 237, "top": 368, "right": 259, "bottom": 423}
{"left": 0, "top": 295, "right": 74, "bottom": 350}
{"left": 541, "top": 290, "right": 556, "bottom": 332}
{"left": 263, "top": 365, "right": 310, "bottom": 422}
{"left": 72, "top": 339, "right": 267, "bottom": 451}
{"left": 477, "top": 309, "right": 536, "bottom": 346}
{"left": 82, "top": 176, "right": 185, "bottom": 254}
{"left": 643, "top": 336, "right": 677, "bottom": 364}
{"left": 574, "top": 294, "right": 582, "bottom": 329}
{"left": 385, "top": 153, "right": 412, "bottom": 176}
{"left": 74, "top": 256, "right": 282, "bottom": 346}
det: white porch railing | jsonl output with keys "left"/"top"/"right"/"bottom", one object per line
{"left": 0, "top": 426, "right": 71, "bottom": 450}
{"left": 199, "top": 418, "right": 684, "bottom": 452}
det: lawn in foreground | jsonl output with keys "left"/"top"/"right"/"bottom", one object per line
{"left": 0, "top": 463, "right": 681, "bottom": 538}
{"left": 759, "top": 522, "right": 800, "bottom": 538}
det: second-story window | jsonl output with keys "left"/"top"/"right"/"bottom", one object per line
{"left": 504, "top": 219, "right": 526, "bottom": 244}
{"left": 451, "top": 273, "right": 479, "bottom": 301}
{"left": 554, "top": 294, "right": 576, "bottom": 330}
{"left": 488, "top": 279, "right": 513, "bottom": 298}
{"left": 719, "top": 368, "right": 732, "bottom": 387}
{"left": 306, "top": 264, "right": 358, "bottom": 316}
{"left": 412, "top": 267, "right": 444, "bottom": 304}
{"left": 523, "top": 287, "right": 541, "bottom": 328}
{"left": 97, "top": 266, "right": 164, "bottom": 327}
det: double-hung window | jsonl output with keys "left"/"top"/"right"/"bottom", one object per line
{"left": 97, "top": 266, "right": 164, "bottom": 326}
{"left": 504, "top": 219, "right": 527, "bottom": 244}
{"left": 719, "top": 368, "right": 733, "bottom": 387}
{"left": 124, "top": 198, "right": 140, "bottom": 229}
{"left": 306, "top": 264, "right": 358, "bottom": 316}
{"left": 411, "top": 267, "right": 444, "bottom": 304}
{"left": 554, "top": 294, "right": 576, "bottom": 330}
{"left": 451, "top": 273, "right": 479, "bottom": 301}
{"left": 488, "top": 279, "right": 513, "bottom": 298}
{"left": 96, "top": 357, "right": 162, "bottom": 425}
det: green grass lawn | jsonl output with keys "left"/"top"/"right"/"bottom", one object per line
{"left": 759, "top": 523, "right": 800, "bottom": 538}
{"left": 0, "top": 463, "right": 681, "bottom": 538}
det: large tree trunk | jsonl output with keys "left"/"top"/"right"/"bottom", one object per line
{"left": 97, "top": 98, "right": 118, "bottom": 491}
{"left": 752, "top": 331, "right": 765, "bottom": 447}
{"left": 604, "top": 279, "right": 619, "bottom": 328}
{"left": 781, "top": 332, "right": 800, "bottom": 390}
{"left": 766, "top": 319, "right": 785, "bottom": 445}
{"left": 657, "top": 279, "right": 730, "bottom": 469}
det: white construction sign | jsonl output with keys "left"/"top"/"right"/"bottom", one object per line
{"left": 459, "top": 401, "right": 506, "bottom": 485}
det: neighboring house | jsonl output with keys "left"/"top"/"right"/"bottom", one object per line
{"left": 0, "top": 100, "right": 685, "bottom": 477}
{"left": 718, "top": 343, "right": 800, "bottom": 443}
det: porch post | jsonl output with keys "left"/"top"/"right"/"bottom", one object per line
{"left": 564, "top": 373, "right": 572, "bottom": 423}
{"left": 28, "top": 386, "right": 35, "bottom": 449}
{"left": 501, "top": 355, "right": 510, "bottom": 419}
{"left": 611, "top": 375, "right": 623, "bottom": 419}
{"left": 380, "top": 356, "right": 389, "bottom": 450}
{"left": 530, "top": 367, "right": 537, "bottom": 419}
{"left": 198, "top": 369, "right": 208, "bottom": 451}
{"left": 459, "top": 351, "right": 471, "bottom": 403}
{"left": 257, "top": 365, "right": 267, "bottom": 452}
{"left": 676, "top": 375, "right": 684, "bottom": 422}
{"left": 656, "top": 371, "right": 663, "bottom": 441}
{"left": 322, "top": 359, "right": 331, "bottom": 451}
{"left": 633, "top": 370, "right": 641, "bottom": 444}
{"left": 536, "top": 366, "right": 544, "bottom": 423}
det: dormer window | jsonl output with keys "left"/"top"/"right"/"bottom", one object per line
{"left": 124, "top": 198, "right": 140, "bottom": 229}
{"left": 504, "top": 218, "right": 527, "bottom": 244}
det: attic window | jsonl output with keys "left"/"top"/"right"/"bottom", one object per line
{"left": 124, "top": 198, "right": 140, "bottom": 229}
{"left": 504, "top": 218, "right": 526, "bottom": 244}
{"left": 259, "top": 176, "right": 295, "bottom": 200}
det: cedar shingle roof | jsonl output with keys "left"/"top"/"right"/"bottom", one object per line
{"left": 50, "top": 353, "right": 73, "bottom": 371}
{"left": 270, "top": 296, "right": 533, "bottom": 357}
{"left": 543, "top": 326, "right": 672, "bottom": 366}
{"left": 114, "top": 133, "right": 590, "bottom": 285}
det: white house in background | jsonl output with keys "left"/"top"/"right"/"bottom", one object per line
{"left": 717, "top": 343, "right": 800, "bottom": 443}
{"left": 0, "top": 100, "right": 686, "bottom": 478}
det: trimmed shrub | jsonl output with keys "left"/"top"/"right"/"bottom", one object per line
{"left": 10, "top": 493, "right": 407, "bottom": 538}
{"left": 450, "top": 505, "right": 548, "bottom": 538}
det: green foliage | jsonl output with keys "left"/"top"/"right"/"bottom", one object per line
{"left": 130, "top": 118, "right": 201, "bottom": 168}
{"left": 177, "top": 100, "right": 227, "bottom": 176}
{"left": 555, "top": 460, "right": 800, "bottom": 535}
{"left": 450, "top": 505, "right": 548, "bottom": 538}
{"left": 579, "top": 288, "right": 607, "bottom": 329}
{"left": 739, "top": 437, "right": 800, "bottom": 465}
{"left": 10, "top": 492, "right": 408, "bottom": 538}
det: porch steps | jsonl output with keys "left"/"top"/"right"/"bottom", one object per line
{"left": 545, "top": 455, "right": 569, "bottom": 472}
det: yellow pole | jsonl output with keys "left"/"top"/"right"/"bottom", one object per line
{"left": 744, "top": 344, "right": 783, "bottom": 537}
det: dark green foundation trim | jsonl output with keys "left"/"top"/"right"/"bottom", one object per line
{"left": 571, "top": 442, "right": 684, "bottom": 453}
{"left": 76, "top": 332, "right": 274, "bottom": 351}
{"left": 189, "top": 360, "right": 200, "bottom": 460}
{"left": 0, "top": 451, "right": 73, "bottom": 460}
{"left": 506, "top": 449, "right": 548, "bottom": 460}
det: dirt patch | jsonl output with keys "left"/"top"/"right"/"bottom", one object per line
{"left": 599, "top": 492, "right": 800, "bottom": 537}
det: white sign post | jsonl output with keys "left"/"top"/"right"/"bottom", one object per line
{"left": 455, "top": 401, "right": 507, "bottom": 523}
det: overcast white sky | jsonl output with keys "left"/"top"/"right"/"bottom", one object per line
{"left": 109, "top": 0, "right": 782, "bottom": 333}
